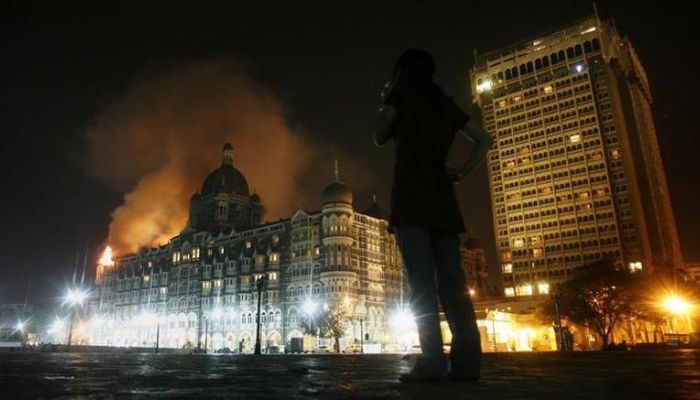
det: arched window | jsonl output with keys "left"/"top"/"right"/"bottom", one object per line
{"left": 592, "top": 38, "right": 601, "bottom": 50}
{"left": 558, "top": 50, "right": 565, "bottom": 61}
{"left": 497, "top": 71, "right": 504, "bottom": 81}
{"left": 543, "top": 57, "right": 549, "bottom": 67}
{"left": 550, "top": 53, "right": 558, "bottom": 64}
{"left": 526, "top": 62, "right": 534, "bottom": 73}
{"left": 535, "top": 59, "right": 542, "bottom": 70}
{"left": 575, "top": 45, "right": 583, "bottom": 56}
{"left": 567, "top": 47, "right": 575, "bottom": 58}
{"left": 512, "top": 67, "right": 519, "bottom": 78}
{"left": 584, "top": 41, "right": 592, "bottom": 53}
{"left": 519, "top": 64, "right": 527, "bottom": 75}
{"left": 505, "top": 69, "right": 512, "bottom": 79}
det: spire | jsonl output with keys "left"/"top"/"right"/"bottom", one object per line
{"left": 333, "top": 158, "right": 340, "bottom": 182}
{"left": 223, "top": 143, "right": 234, "bottom": 165}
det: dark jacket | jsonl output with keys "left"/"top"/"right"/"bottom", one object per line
{"left": 385, "top": 82, "right": 469, "bottom": 234}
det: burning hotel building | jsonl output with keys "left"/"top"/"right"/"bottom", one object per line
{"left": 91, "top": 144, "right": 414, "bottom": 351}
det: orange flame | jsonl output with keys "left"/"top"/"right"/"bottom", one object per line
{"left": 99, "top": 246, "right": 114, "bottom": 267}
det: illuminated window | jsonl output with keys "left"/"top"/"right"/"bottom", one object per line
{"left": 513, "top": 238, "right": 525, "bottom": 248}
{"left": 504, "top": 287, "right": 515, "bottom": 297}
{"left": 268, "top": 272, "right": 278, "bottom": 281}
{"left": 590, "top": 151, "right": 602, "bottom": 160}
{"left": 537, "top": 282, "right": 550, "bottom": 294}
{"left": 628, "top": 261, "right": 643, "bottom": 272}
{"left": 147, "top": 261, "right": 153, "bottom": 268}
{"left": 256, "top": 255, "right": 265, "bottom": 266}
{"left": 203, "top": 281, "right": 212, "bottom": 289}
{"left": 498, "top": 100, "right": 508, "bottom": 108}
{"left": 160, "top": 287, "right": 167, "bottom": 294}
{"left": 192, "top": 248, "right": 200, "bottom": 259}
{"left": 502, "top": 263, "right": 513, "bottom": 274}
{"left": 272, "top": 235, "right": 280, "bottom": 245}
{"left": 542, "top": 187, "right": 552, "bottom": 195}
{"left": 533, "top": 248, "right": 543, "bottom": 258}
{"left": 220, "top": 247, "right": 225, "bottom": 255}
{"left": 245, "top": 241, "right": 252, "bottom": 249}
{"left": 569, "top": 134, "right": 581, "bottom": 143}
{"left": 269, "top": 253, "right": 279, "bottom": 263}
{"left": 517, "top": 284, "right": 533, "bottom": 296}
{"left": 144, "top": 275, "right": 150, "bottom": 283}
{"left": 611, "top": 149, "right": 620, "bottom": 159}
{"left": 468, "top": 288, "right": 476, "bottom": 297}
{"left": 314, "top": 247, "right": 320, "bottom": 256}
{"left": 506, "top": 160, "right": 516, "bottom": 168}
{"left": 579, "top": 191, "right": 589, "bottom": 199}
{"left": 513, "top": 95, "right": 522, "bottom": 103}
{"left": 214, "top": 279, "right": 222, "bottom": 288}
{"left": 543, "top": 85, "right": 553, "bottom": 94}
{"left": 530, "top": 236, "right": 541, "bottom": 246}
{"left": 501, "top": 251, "right": 512, "bottom": 261}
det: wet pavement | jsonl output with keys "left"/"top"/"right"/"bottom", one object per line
{"left": 0, "top": 349, "right": 699, "bottom": 399}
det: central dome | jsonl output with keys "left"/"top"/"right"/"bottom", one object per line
{"left": 200, "top": 144, "right": 250, "bottom": 196}
{"left": 321, "top": 159, "right": 353, "bottom": 205}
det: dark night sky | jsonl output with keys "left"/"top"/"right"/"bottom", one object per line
{"left": 1, "top": 1, "right": 698, "bottom": 309}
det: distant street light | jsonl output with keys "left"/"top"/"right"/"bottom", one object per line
{"left": 64, "top": 287, "right": 89, "bottom": 349}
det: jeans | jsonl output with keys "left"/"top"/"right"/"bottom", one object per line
{"left": 394, "top": 225, "right": 481, "bottom": 374}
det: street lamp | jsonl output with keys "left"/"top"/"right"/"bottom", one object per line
{"left": 662, "top": 295, "right": 694, "bottom": 334}
{"left": 64, "top": 287, "right": 88, "bottom": 349}
{"left": 254, "top": 276, "right": 267, "bottom": 355}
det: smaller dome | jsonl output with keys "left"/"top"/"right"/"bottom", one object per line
{"left": 362, "top": 195, "right": 389, "bottom": 220}
{"left": 250, "top": 193, "right": 261, "bottom": 203}
{"left": 223, "top": 143, "right": 233, "bottom": 151}
{"left": 322, "top": 182, "right": 353, "bottom": 205}
{"left": 462, "top": 237, "right": 483, "bottom": 249}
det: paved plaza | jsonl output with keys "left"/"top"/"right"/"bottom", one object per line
{"left": 0, "top": 349, "right": 699, "bottom": 399}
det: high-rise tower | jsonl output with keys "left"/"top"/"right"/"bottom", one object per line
{"left": 470, "top": 16, "right": 684, "bottom": 297}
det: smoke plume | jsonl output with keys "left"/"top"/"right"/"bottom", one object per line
{"left": 85, "top": 58, "right": 335, "bottom": 255}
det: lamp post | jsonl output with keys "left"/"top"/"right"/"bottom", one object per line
{"left": 553, "top": 293, "right": 564, "bottom": 351}
{"left": 203, "top": 315, "right": 209, "bottom": 354}
{"left": 64, "top": 288, "right": 88, "bottom": 350}
{"left": 155, "top": 312, "right": 161, "bottom": 354}
{"left": 360, "top": 317, "right": 364, "bottom": 354}
{"left": 254, "top": 275, "right": 267, "bottom": 355}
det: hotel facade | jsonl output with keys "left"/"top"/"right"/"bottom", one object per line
{"left": 470, "top": 16, "right": 684, "bottom": 297}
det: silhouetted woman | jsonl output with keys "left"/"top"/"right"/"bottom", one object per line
{"left": 375, "top": 49, "right": 492, "bottom": 382}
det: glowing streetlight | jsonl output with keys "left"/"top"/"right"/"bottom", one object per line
{"left": 302, "top": 300, "right": 317, "bottom": 316}
{"left": 64, "top": 288, "right": 88, "bottom": 307}
{"left": 64, "top": 287, "right": 89, "bottom": 349}
{"left": 663, "top": 296, "right": 691, "bottom": 315}
{"left": 15, "top": 321, "right": 26, "bottom": 333}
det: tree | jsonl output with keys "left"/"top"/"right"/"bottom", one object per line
{"left": 302, "top": 301, "right": 352, "bottom": 352}
{"left": 540, "top": 260, "right": 634, "bottom": 349}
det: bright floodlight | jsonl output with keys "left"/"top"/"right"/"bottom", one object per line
{"left": 15, "top": 321, "right": 25, "bottom": 332}
{"left": 390, "top": 308, "right": 415, "bottom": 332}
{"left": 139, "top": 310, "right": 156, "bottom": 325}
{"left": 575, "top": 64, "right": 584, "bottom": 73}
{"left": 663, "top": 296, "right": 691, "bottom": 315}
{"left": 65, "top": 288, "right": 88, "bottom": 306}
{"left": 302, "top": 300, "right": 317, "bottom": 316}
{"left": 48, "top": 318, "right": 65, "bottom": 335}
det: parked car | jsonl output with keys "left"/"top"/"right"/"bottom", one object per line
{"left": 215, "top": 347, "right": 232, "bottom": 354}
{"left": 383, "top": 344, "right": 404, "bottom": 353}
{"left": 314, "top": 345, "right": 332, "bottom": 353}
{"left": 268, "top": 345, "right": 284, "bottom": 354}
{"left": 342, "top": 344, "right": 362, "bottom": 354}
